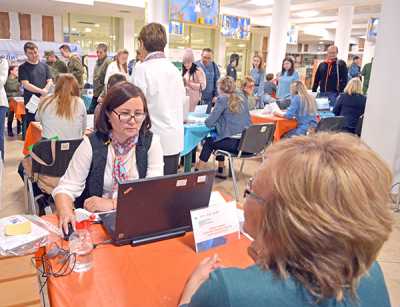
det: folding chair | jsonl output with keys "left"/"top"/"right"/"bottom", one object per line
{"left": 316, "top": 116, "right": 345, "bottom": 132}
{"left": 214, "top": 123, "right": 276, "bottom": 202}
{"left": 355, "top": 115, "right": 364, "bottom": 137}
{"left": 23, "top": 138, "right": 83, "bottom": 215}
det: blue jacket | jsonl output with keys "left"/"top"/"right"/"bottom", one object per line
{"left": 348, "top": 63, "right": 361, "bottom": 79}
{"left": 277, "top": 71, "right": 299, "bottom": 99}
{"left": 195, "top": 60, "right": 220, "bottom": 102}
{"left": 205, "top": 95, "right": 251, "bottom": 141}
{"left": 284, "top": 95, "right": 317, "bottom": 136}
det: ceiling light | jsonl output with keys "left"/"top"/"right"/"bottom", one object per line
{"left": 84, "top": 27, "right": 92, "bottom": 33}
{"left": 319, "top": 41, "right": 324, "bottom": 44}
{"left": 71, "top": 27, "right": 77, "bottom": 32}
{"left": 294, "top": 10, "right": 319, "bottom": 18}
{"left": 250, "top": 0, "right": 274, "bottom": 6}
{"left": 94, "top": 24, "right": 100, "bottom": 27}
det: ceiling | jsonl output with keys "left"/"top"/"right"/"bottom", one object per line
{"left": 221, "top": 0, "right": 382, "bottom": 39}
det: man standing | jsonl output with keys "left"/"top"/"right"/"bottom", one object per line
{"left": 348, "top": 55, "right": 362, "bottom": 80}
{"left": 18, "top": 42, "right": 52, "bottom": 139}
{"left": 88, "top": 43, "right": 111, "bottom": 114}
{"left": 312, "top": 45, "right": 348, "bottom": 106}
{"left": 45, "top": 50, "right": 67, "bottom": 81}
{"left": 134, "top": 23, "right": 185, "bottom": 175}
{"left": 59, "top": 44, "right": 84, "bottom": 89}
{"left": 361, "top": 58, "right": 373, "bottom": 95}
{"left": 195, "top": 48, "right": 220, "bottom": 113}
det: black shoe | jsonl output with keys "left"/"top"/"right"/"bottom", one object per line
{"left": 7, "top": 130, "right": 14, "bottom": 137}
{"left": 215, "top": 168, "right": 227, "bottom": 179}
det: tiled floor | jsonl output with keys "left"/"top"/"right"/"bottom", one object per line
{"left": 1, "top": 136, "right": 399, "bottom": 306}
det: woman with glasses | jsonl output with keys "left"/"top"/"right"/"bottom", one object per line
{"left": 180, "top": 133, "right": 392, "bottom": 307}
{"left": 53, "top": 82, "right": 163, "bottom": 233}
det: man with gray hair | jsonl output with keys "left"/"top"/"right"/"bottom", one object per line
{"left": 312, "top": 45, "right": 348, "bottom": 107}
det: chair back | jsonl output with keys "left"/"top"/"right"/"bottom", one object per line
{"left": 238, "top": 124, "right": 276, "bottom": 156}
{"left": 316, "top": 116, "right": 345, "bottom": 132}
{"left": 276, "top": 98, "right": 291, "bottom": 110}
{"left": 31, "top": 139, "right": 83, "bottom": 177}
{"left": 355, "top": 115, "right": 364, "bottom": 136}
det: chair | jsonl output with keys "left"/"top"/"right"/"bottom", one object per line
{"left": 355, "top": 115, "right": 364, "bottom": 137}
{"left": 23, "top": 138, "right": 83, "bottom": 215}
{"left": 316, "top": 116, "right": 345, "bottom": 132}
{"left": 214, "top": 123, "right": 276, "bottom": 201}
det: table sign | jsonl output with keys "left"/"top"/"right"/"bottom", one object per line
{"left": 191, "top": 202, "right": 240, "bottom": 253}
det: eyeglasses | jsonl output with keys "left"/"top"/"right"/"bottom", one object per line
{"left": 113, "top": 110, "right": 146, "bottom": 123}
{"left": 243, "top": 177, "right": 268, "bottom": 205}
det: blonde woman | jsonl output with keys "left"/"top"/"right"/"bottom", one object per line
{"left": 274, "top": 80, "right": 317, "bottom": 137}
{"left": 196, "top": 76, "right": 251, "bottom": 178}
{"left": 36, "top": 74, "right": 86, "bottom": 140}
{"left": 104, "top": 49, "right": 129, "bottom": 91}
{"left": 180, "top": 133, "right": 393, "bottom": 307}
{"left": 333, "top": 78, "right": 366, "bottom": 134}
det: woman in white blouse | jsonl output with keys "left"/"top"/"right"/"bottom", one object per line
{"left": 36, "top": 74, "right": 86, "bottom": 140}
{"left": 104, "top": 49, "right": 129, "bottom": 92}
{"left": 53, "top": 82, "right": 164, "bottom": 232}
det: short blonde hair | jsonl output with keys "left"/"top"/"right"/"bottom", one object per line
{"left": 255, "top": 133, "right": 393, "bottom": 301}
{"left": 344, "top": 78, "right": 363, "bottom": 95}
{"left": 240, "top": 75, "right": 255, "bottom": 90}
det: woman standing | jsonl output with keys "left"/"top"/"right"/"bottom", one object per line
{"left": 226, "top": 54, "right": 239, "bottom": 81}
{"left": 195, "top": 76, "right": 251, "bottom": 178}
{"left": 104, "top": 49, "right": 129, "bottom": 91}
{"left": 5, "top": 65, "right": 21, "bottom": 137}
{"left": 182, "top": 49, "right": 206, "bottom": 112}
{"left": 36, "top": 74, "right": 87, "bottom": 140}
{"left": 250, "top": 55, "right": 265, "bottom": 103}
{"left": 333, "top": 78, "right": 366, "bottom": 134}
{"left": 274, "top": 80, "right": 317, "bottom": 137}
{"left": 276, "top": 57, "right": 299, "bottom": 99}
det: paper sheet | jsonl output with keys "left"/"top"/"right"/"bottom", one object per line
{"left": 262, "top": 102, "right": 280, "bottom": 115}
{"left": 25, "top": 94, "right": 41, "bottom": 113}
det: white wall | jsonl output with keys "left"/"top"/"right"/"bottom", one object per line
{"left": 362, "top": 0, "right": 400, "bottom": 183}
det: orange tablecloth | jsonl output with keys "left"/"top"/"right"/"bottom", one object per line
{"left": 42, "top": 215, "right": 252, "bottom": 307}
{"left": 22, "top": 122, "right": 42, "bottom": 156}
{"left": 251, "top": 113, "right": 297, "bottom": 141}
{"left": 8, "top": 97, "right": 26, "bottom": 121}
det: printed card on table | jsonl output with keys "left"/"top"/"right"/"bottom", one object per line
{"left": 191, "top": 202, "right": 240, "bottom": 253}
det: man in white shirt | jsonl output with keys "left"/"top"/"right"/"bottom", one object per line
{"left": 134, "top": 23, "right": 185, "bottom": 175}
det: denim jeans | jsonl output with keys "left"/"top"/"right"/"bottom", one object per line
{"left": 318, "top": 91, "right": 338, "bottom": 107}
{"left": 0, "top": 106, "right": 8, "bottom": 160}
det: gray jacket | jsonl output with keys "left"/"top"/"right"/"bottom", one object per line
{"left": 205, "top": 95, "right": 251, "bottom": 141}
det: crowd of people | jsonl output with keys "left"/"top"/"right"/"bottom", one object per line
{"left": 0, "top": 20, "right": 394, "bottom": 307}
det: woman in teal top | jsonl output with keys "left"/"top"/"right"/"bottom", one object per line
{"left": 250, "top": 55, "right": 265, "bottom": 107}
{"left": 277, "top": 57, "right": 299, "bottom": 99}
{"left": 180, "top": 133, "right": 393, "bottom": 307}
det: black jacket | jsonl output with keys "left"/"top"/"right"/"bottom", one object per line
{"left": 74, "top": 130, "right": 153, "bottom": 208}
{"left": 226, "top": 64, "right": 237, "bottom": 81}
{"left": 312, "top": 59, "right": 348, "bottom": 93}
{"left": 333, "top": 93, "right": 366, "bottom": 133}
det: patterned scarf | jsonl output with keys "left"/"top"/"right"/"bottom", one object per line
{"left": 143, "top": 51, "right": 166, "bottom": 62}
{"left": 110, "top": 133, "right": 138, "bottom": 193}
{"left": 324, "top": 58, "right": 339, "bottom": 92}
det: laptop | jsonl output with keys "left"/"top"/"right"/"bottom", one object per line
{"left": 100, "top": 170, "right": 215, "bottom": 246}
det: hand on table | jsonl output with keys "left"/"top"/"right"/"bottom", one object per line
{"left": 179, "top": 254, "right": 223, "bottom": 305}
{"left": 58, "top": 203, "right": 76, "bottom": 234}
{"left": 84, "top": 196, "right": 114, "bottom": 212}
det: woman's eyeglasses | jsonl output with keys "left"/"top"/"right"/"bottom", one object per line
{"left": 113, "top": 110, "right": 146, "bottom": 123}
{"left": 243, "top": 177, "right": 268, "bottom": 205}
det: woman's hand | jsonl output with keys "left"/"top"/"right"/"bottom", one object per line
{"left": 179, "top": 254, "right": 223, "bottom": 305}
{"left": 84, "top": 196, "right": 115, "bottom": 212}
{"left": 273, "top": 110, "right": 285, "bottom": 117}
{"left": 57, "top": 203, "right": 76, "bottom": 234}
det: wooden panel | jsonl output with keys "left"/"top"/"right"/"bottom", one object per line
{"left": 19, "top": 13, "right": 32, "bottom": 41}
{"left": 42, "top": 16, "right": 54, "bottom": 42}
{"left": 0, "top": 12, "right": 10, "bottom": 39}
{"left": 0, "top": 255, "right": 41, "bottom": 306}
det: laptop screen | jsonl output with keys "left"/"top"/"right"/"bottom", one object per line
{"left": 114, "top": 170, "right": 215, "bottom": 244}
